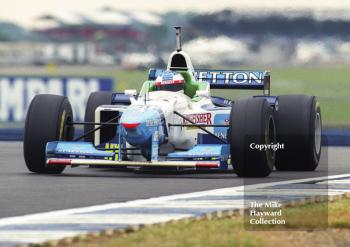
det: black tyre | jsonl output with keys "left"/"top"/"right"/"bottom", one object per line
{"left": 228, "top": 98, "right": 276, "bottom": 177}
{"left": 274, "top": 95, "right": 321, "bottom": 171}
{"left": 24, "top": 94, "right": 74, "bottom": 174}
{"left": 84, "top": 92, "right": 113, "bottom": 142}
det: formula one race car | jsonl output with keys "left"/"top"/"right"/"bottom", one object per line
{"left": 23, "top": 27, "right": 322, "bottom": 177}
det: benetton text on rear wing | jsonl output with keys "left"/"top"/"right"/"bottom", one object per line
{"left": 194, "top": 70, "right": 270, "bottom": 95}
{"left": 148, "top": 69, "right": 271, "bottom": 95}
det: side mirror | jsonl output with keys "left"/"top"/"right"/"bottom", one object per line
{"left": 124, "top": 89, "right": 137, "bottom": 96}
{"left": 196, "top": 90, "right": 210, "bottom": 98}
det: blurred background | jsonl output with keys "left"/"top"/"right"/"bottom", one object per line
{"left": 2, "top": 0, "right": 350, "bottom": 67}
{"left": 0, "top": 0, "right": 350, "bottom": 140}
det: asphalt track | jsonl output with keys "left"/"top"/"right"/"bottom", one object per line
{"left": 0, "top": 142, "right": 348, "bottom": 218}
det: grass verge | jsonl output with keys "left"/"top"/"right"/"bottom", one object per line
{"left": 54, "top": 198, "right": 350, "bottom": 247}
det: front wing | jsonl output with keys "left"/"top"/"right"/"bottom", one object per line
{"left": 47, "top": 158, "right": 221, "bottom": 169}
{"left": 46, "top": 141, "right": 230, "bottom": 170}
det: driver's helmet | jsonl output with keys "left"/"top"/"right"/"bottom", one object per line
{"left": 154, "top": 71, "right": 185, "bottom": 92}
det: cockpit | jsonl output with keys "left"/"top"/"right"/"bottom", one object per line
{"left": 139, "top": 27, "right": 210, "bottom": 101}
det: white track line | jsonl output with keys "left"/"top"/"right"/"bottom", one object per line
{"left": 0, "top": 231, "right": 85, "bottom": 243}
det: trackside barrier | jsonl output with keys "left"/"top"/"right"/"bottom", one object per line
{"left": 0, "top": 76, "right": 114, "bottom": 123}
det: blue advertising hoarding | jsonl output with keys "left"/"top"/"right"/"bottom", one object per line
{"left": 0, "top": 76, "right": 114, "bottom": 122}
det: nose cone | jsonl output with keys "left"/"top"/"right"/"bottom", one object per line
{"left": 120, "top": 107, "right": 162, "bottom": 146}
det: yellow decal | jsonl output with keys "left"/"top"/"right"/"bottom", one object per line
{"left": 59, "top": 110, "right": 66, "bottom": 140}
{"left": 105, "top": 143, "right": 119, "bottom": 160}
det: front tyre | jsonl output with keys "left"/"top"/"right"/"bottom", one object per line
{"left": 228, "top": 98, "right": 276, "bottom": 177}
{"left": 23, "top": 94, "right": 74, "bottom": 174}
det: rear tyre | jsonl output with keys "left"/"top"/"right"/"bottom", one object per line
{"left": 228, "top": 98, "right": 276, "bottom": 177}
{"left": 274, "top": 95, "right": 321, "bottom": 171}
{"left": 84, "top": 92, "right": 113, "bottom": 142}
{"left": 24, "top": 94, "right": 74, "bottom": 174}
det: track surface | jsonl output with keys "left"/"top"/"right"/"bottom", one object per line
{"left": 0, "top": 142, "right": 348, "bottom": 218}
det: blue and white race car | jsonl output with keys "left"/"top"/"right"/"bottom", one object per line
{"left": 23, "top": 27, "right": 322, "bottom": 177}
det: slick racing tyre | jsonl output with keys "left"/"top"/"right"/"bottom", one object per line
{"left": 84, "top": 91, "right": 113, "bottom": 142}
{"left": 274, "top": 95, "right": 321, "bottom": 171}
{"left": 228, "top": 98, "right": 276, "bottom": 177}
{"left": 24, "top": 94, "right": 74, "bottom": 174}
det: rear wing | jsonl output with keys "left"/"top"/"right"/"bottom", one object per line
{"left": 148, "top": 69, "right": 271, "bottom": 96}
{"left": 194, "top": 70, "right": 270, "bottom": 95}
